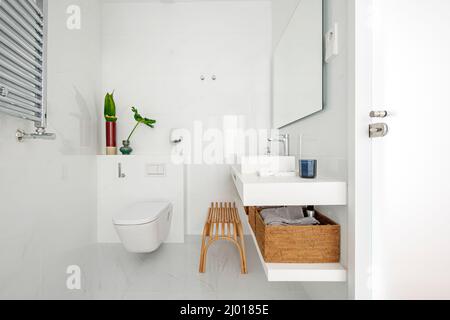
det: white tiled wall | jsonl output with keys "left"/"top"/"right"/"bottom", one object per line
{"left": 278, "top": 0, "right": 350, "bottom": 299}
{"left": 0, "top": 0, "right": 101, "bottom": 299}
{"left": 100, "top": 1, "right": 272, "bottom": 235}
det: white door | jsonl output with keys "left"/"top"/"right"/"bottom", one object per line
{"left": 370, "top": 0, "right": 450, "bottom": 299}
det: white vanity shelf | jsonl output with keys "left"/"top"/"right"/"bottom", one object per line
{"left": 231, "top": 164, "right": 348, "bottom": 282}
{"left": 231, "top": 165, "right": 347, "bottom": 207}
{"left": 245, "top": 218, "right": 347, "bottom": 282}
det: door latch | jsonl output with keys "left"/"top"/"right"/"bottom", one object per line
{"left": 369, "top": 123, "right": 389, "bottom": 138}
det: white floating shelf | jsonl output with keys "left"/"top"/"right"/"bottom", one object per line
{"left": 246, "top": 219, "right": 347, "bottom": 283}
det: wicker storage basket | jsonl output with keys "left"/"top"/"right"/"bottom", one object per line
{"left": 248, "top": 207, "right": 340, "bottom": 264}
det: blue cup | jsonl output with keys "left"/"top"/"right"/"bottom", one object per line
{"left": 300, "top": 160, "right": 317, "bottom": 179}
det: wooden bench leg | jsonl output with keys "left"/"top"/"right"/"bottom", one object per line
{"left": 236, "top": 222, "right": 248, "bottom": 274}
{"left": 199, "top": 223, "right": 210, "bottom": 273}
{"left": 199, "top": 203, "right": 248, "bottom": 275}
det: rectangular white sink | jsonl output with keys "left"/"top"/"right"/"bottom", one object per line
{"left": 231, "top": 165, "right": 347, "bottom": 206}
{"left": 240, "top": 156, "right": 296, "bottom": 175}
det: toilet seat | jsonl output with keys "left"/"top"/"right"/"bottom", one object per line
{"left": 113, "top": 202, "right": 172, "bottom": 226}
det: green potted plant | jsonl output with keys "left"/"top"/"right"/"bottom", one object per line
{"left": 120, "top": 107, "right": 156, "bottom": 155}
{"left": 104, "top": 92, "right": 118, "bottom": 155}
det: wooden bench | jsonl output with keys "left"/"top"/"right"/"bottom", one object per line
{"left": 199, "top": 202, "right": 248, "bottom": 274}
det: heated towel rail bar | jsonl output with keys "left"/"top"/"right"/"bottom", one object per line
{"left": 0, "top": 0, "right": 55, "bottom": 141}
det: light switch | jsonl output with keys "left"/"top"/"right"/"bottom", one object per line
{"left": 325, "top": 23, "right": 339, "bottom": 63}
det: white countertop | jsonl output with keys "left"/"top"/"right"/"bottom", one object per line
{"left": 231, "top": 165, "right": 347, "bottom": 206}
{"left": 233, "top": 165, "right": 343, "bottom": 184}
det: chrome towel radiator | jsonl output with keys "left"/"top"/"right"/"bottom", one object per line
{"left": 0, "top": 0, "right": 55, "bottom": 141}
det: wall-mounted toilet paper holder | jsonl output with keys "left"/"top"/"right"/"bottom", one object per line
{"left": 171, "top": 136, "right": 183, "bottom": 144}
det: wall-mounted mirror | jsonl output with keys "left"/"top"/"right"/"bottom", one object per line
{"left": 273, "top": 0, "right": 323, "bottom": 129}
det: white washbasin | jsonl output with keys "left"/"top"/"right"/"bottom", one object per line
{"left": 231, "top": 165, "right": 347, "bottom": 206}
{"left": 240, "top": 156, "right": 296, "bottom": 175}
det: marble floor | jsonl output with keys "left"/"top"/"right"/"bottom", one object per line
{"left": 91, "top": 236, "right": 310, "bottom": 300}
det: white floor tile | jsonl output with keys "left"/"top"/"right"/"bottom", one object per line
{"left": 91, "top": 236, "right": 310, "bottom": 300}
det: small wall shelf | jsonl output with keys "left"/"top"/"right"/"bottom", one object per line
{"left": 246, "top": 219, "right": 347, "bottom": 282}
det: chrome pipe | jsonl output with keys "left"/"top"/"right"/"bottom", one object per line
{"left": 0, "top": 95, "right": 41, "bottom": 113}
{"left": 26, "top": 0, "right": 44, "bottom": 18}
{"left": 0, "top": 3, "right": 44, "bottom": 41}
{"left": 5, "top": 0, "right": 44, "bottom": 32}
{"left": 0, "top": 33, "right": 43, "bottom": 63}
{"left": 0, "top": 38, "right": 43, "bottom": 70}
{"left": 1, "top": 60, "right": 43, "bottom": 87}
{"left": 0, "top": 82, "right": 42, "bottom": 105}
{"left": 0, "top": 78, "right": 41, "bottom": 100}
{"left": 0, "top": 13, "right": 43, "bottom": 52}
{"left": 16, "top": 129, "right": 56, "bottom": 142}
{"left": 0, "top": 102, "right": 41, "bottom": 122}
{"left": 0, "top": 47, "right": 42, "bottom": 78}
{"left": 0, "top": 100, "right": 39, "bottom": 116}
{"left": 0, "top": 71, "right": 43, "bottom": 96}
{"left": 17, "top": 0, "right": 44, "bottom": 26}
{"left": 8, "top": 91, "right": 41, "bottom": 108}
{"left": 37, "top": 0, "right": 48, "bottom": 130}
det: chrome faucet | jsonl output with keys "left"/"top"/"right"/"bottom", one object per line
{"left": 268, "top": 134, "right": 290, "bottom": 156}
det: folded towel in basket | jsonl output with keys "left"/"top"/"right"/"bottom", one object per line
{"left": 260, "top": 206, "right": 320, "bottom": 226}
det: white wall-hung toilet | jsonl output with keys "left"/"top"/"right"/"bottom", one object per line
{"left": 113, "top": 202, "right": 173, "bottom": 253}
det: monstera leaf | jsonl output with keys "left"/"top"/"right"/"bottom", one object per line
{"left": 126, "top": 107, "right": 157, "bottom": 141}
{"left": 132, "top": 107, "right": 156, "bottom": 128}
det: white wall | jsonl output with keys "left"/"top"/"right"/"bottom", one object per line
{"left": 279, "top": 0, "right": 349, "bottom": 299}
{"left": 101, "top": 0, "right": 272, "bottom": 235}
{"left": 0, "top": 0, "right": 101, "bottom": 299}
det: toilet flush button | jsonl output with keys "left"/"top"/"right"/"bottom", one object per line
{"left": 146, "top": 164, "right": 166, "bottom": 177}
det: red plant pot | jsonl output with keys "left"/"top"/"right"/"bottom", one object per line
{"left": 106, "top": 121, "right": 117, "bottom": 154}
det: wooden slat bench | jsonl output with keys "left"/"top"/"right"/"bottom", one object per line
{"left": 199, "top": 202, "right": 248, "bottom": 274}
